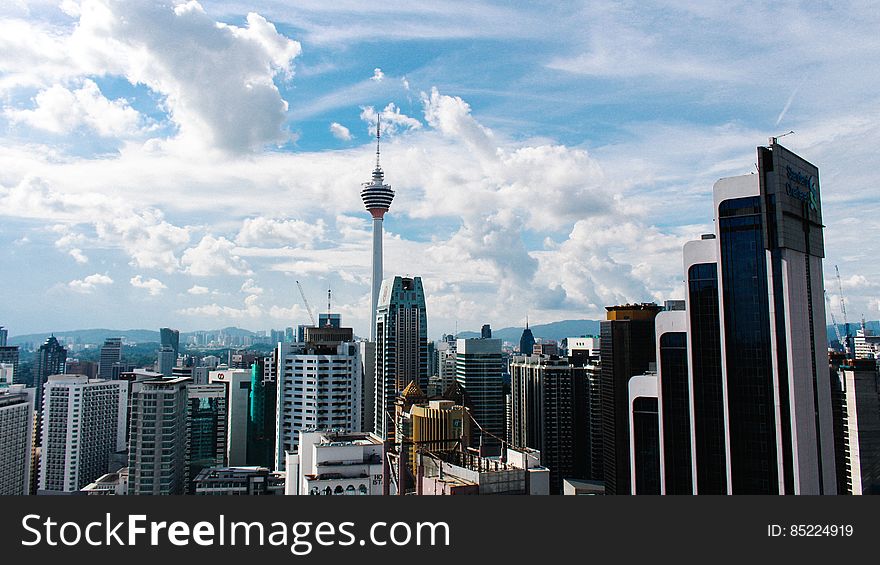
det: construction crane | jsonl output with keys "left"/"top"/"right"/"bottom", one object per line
{"left": 826, "top": 291, "right": 845, "bottom": 351}
{"left": 295, "top": 280, "right": 317, "bottom": 326}
{"left": 835, "top": 265, "right": 853, "bottom": 359}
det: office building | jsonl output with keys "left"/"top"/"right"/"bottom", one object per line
{"left": 455, "top": 338, "right": 504, "bottom": 455}
{"left": 600, "top": 303, "right": 662, "bottom": 495}
{"left": 186, "top": 383, "right": 228, "bottom": 493}
{"left": 209, "top": 369, "right": 251, "bottom": 467}
{"left": 0, "top": 329, "right": 20, "bottom": 387}
{"left": 160, "top": 328, "right": 180, "bottom": 358}
{"left": 247, "top": 357, "right": 276, "bottom": 468}
{"left": 64, "top": 360, "right": 98, "bottom": 379}
{"left": 285, "top": 431, "right": 384, "bottom": 495}
{"left": 629, "top": 372, "right": 660, "bottom": 494}
{"left": 374, "top": 276, "right": 429, "bottom": 439}
{"left": 81, "top": 468, "right": 129, "bottom": 495}
{"left": 193, "top": 466, "right": 285, "bottom": 495}
{"left": 655, "top": 309, "right": 693, "bottom": 494}
{"left": 38, "top": 375, "right": 127, "bottom": 494}
{"left": 510, "top": 354, "right": 589, "bottom": 493}
{"left": 128, "top": 377, "right": 189, "bottom": 495}
{"left": 481, "top": 324, "right": 492, "bottom": 339}
{"left": 1, "top": 363, "right": 13, "bottom": 387}
{"left": 855, "top": 326, "right": 880, "bottom": 360}
{"left": 836, "top": 359, "right": 880, "bottom": 494}
{"left": 519, "top": 322, "right": 535, "bottom": 355}
{"left": 0, "top": 384, "right": 35, "bottom": 495}
{"left": 432, "top": 335, "right": 457, "bottom": 397}
{"left": 157, "top": 345, "right": 176, "bottom": 378}
{"left": 34, "top": 336, "right": 67, "bottom": 408}
{"left": 98, "top": 337, "right": 122, "bottom": 380}
{"left": 274, "top": 327, "right": 362, "bottom": 471}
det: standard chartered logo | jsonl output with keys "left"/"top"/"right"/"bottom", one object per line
{"left": 785, "top": 165, "right": 818, "bottom": 212}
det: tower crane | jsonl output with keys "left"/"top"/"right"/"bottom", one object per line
{"left": 295, "top": 280, "right": 317, "bottom": 326}
{"left": 825, "top": 291, "right": 845, "bottom": 352}
{"left": 835, "top": 265, "right": 853, "bottom": 359}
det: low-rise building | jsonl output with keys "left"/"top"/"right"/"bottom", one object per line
{"left": 285, "top": 431, "right": 384, "bottom": 495}
{"left": 193, "top": 466, "right": 284, "bottom": 495}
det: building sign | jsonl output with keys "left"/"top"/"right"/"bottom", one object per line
{"left": 784, "top": 165, "right": 818, "bottom": 211}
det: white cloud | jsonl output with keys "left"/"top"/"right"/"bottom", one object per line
{"left": 187, "top": 285, "right": 210, "bottom": 295}
{"left": 130, "top": 274, "right": 167, "bottom": 296}
{"left": 236, "top": 217, "right": 326, "bottom": 247}
{"left": 68, "top": 248, "right": 89, "bottom": 264}
{"left": 360, "top": 103, "right": 422, "bottom": 136}
{"left": 6, "top": 80, "right": 144, "bottom": 137}
{"left": 370, "top": 67, "right": 384, "bottom": 82}
{"left": 329, "top": 122, "right": 353, "bottom": 141}
{"left": 240, "top": 278, "right": 264, "bottom": 295}
{"left": 68, "top": 272, "right": 113, "bottom": 293}
{"left": 177, "top": 294, "right": 262, "bottom": 318}
{"left": 181, "top": 234, "right": 252, "bottom": 276}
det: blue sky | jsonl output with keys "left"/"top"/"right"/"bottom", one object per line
{"left": 1, "top": 0, "right": 879, "bottom": 338}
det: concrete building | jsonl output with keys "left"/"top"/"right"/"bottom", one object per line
{"left": 455, "top": 338, "right": 504, "bottom": 455}
{"left": 836, "top": 359, "right": 880, "bottom": 494}
{"left": 0, "top": 384, "right": 35, "bottom": 495}
{"left": 600, "top": 303, "right": 662, "bottom": 495}
{"left": 274, "top": 330, "right": 362, "bottom": 471}
{"left": 855, "top": 326, "right": 880, "bottom": 360}
{"left": 209, "top": 369, "right": 250, "bottom": 467}
{"left": 417, "top": 447, "right": 550, "bottom": 495}
{"left": 193, "top": 466, "right": 284, "bottom": 495}
{"left": 98, "top": 337, "right": 122, "bottom": 380}
{"left": 34, "top": 336, "right": 67, "bottom": 409}
{"left": 374, "top": 276, "right": 429, "bottom": 439}
{"left": 361, "top": 124, "right": 395, "bottom": 341}
{"left": 510, "top": 354, "right": 589, "bottom": 493}
{"left": 285, "top": 431, "right": 384, "bottom": 495}
{"left": 38, "top": 375, "right": 127, "bottom": 494}
{"left": 81, "top": 468, "right": 128, "bottom": 495}
{"left": 128, "top": 377, "right": 189, "bottom": 495}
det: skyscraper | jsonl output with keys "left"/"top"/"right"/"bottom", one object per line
{"left": 374, "top": 276, "right": 428, "bottom": 439}
{"left": 834, "top": 358, "right": 880, "bottom": 494}
{"left": 629, "top": 371, "right": 660, "bottom": 494}
{"left": 128, "top": 377, "right": 189, "bottom": 495}
{"left": 655, "top": 310, "right": 692, "bottom": 494}
{"left": 98, "top": 337, "right": 122, "bottom": 380}
{"left": 209, "top": 369, "right": 251, "bottom": 467}
{"left": 600, "top": 303, "right": 662, "bottom": 495}
{"left": 510, "top": 354, "right": 589, "bottom": 493}
{"left": 519, "top": 320, "right": 535, "bottom": 355}
{"left": 38, "top": 375, "right": 127, "bottom": 494}
{"left": 711, "top": 140, "right": 835, "bottom": 494}
{"left": 247, "top": 357, "right": 276, "bottom": 469}
{"left": 34, "top": 335, "right": 67, "bottom": 408}
{"left": 0, "top": 384, "right": 35, "bottom": 495}
{"left": 186, "top": 382, "right": 228, "bottom": 493}
{"left": 456, "top": 338, "right": 504, "bottom": 454}
{"left": 361, "top": 121, "right": 395, "bottom": 341}
{"left": 160, "top": 328, "right": 180, "bottom": 358}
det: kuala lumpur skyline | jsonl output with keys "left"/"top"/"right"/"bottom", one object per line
{"left": 1, "top": 1, "right": 878, "bottom": 339}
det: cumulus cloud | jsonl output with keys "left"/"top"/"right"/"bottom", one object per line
{"left": 181, "top": 234, "right": 252, "bottom": 276}
{"left": 130, "top": 274, "right": 167, "bottom": 296}
{"left": 177, "top": 294, "right": 262, "bottom": 318}
{"left": 6, "top": 80, "right": 144, "bottom": 137}
{"left": 370, "top": 67, "right": 384, "bottom": 82}
{"left": 236, "top": 217, "right": 326, "bottom": 247}
{"left": 240, "top": 278, "right": 264, "bottom": 295}
{"left": 68, "top": 273, "right": 113, "bottom": 293}
{"left": 360, "top": 103, "right": 422, "bottom": 136}
{"left": 329, "top": 122, "right": 353, "bottom": 141}
{"left": 187, "top": 285, "right": 210, "bottom": 295}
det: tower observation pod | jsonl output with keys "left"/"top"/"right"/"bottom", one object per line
{"left": 361, "top": 119, "right": 395, "bottom": 340}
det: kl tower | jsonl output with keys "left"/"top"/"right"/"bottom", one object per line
{"left": 361, "top": 119, "right": 395, "bottom": 340}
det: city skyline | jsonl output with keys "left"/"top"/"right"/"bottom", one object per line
{"left": 1, "top": 1, "right": 878, "bottom": 340}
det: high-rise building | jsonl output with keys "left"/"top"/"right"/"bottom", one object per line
{"left": 0, "top": 326, "right": 19, "bottom": 387}
{"left": 0, "top": 384, "right": 35, "bottom": 495}
{"left": 455, "top": 338, "right": 504, "bottom": 454}
{"left": 160, "top": 328, "right": 180, "bottom": 358}
{"left": 193, "top": 466, "right": 285, "bottom": 495}
{"left": 209, "top": 369, "right": 251, "bottom": 467}
{"left": 519, "top": 321, "right": 535, "bottom": 355}
{"left": 186, "top": 383, "right": 228, "bottom": 493}
{"left": 600, "top": 303, "right": 662, "bottom": 495}
{"left": 361, "top": 123, "right": 395, "bottom": 341}
{"left": 629, "top": 372, "right": 660, "bottom": 495}
{"left": 247, "top": 357, "right": 276, "bottom": 469}
{"left": 710, "top": 140, "right": 835, "bottom": 494}
{"left": 374, "top": 276, "right": 428, "bottom": 439}
{"left": 318, "top": 313, "right": 342, "bottom": 329}
{"left": 655, "top": 310, "right": 693, "bottom": 495}
{"left": 98, "top": 337, "right": 122, "bottom": 380}
{"left": 128, "top": 377, "right": 189, "bottom": 495}
{"left": 34, "top": 336, "right": 67, "bottom": 408}
{"left": 510, "top": 354, "right": 589, "bottom": 493}
{"left": 683, "top": 236, "right": 727, "bottom": 495}
{"left": 274, "top": 327, "right": 362, "bottom": 471}
{"left": 157, "top": 345, "right": 176, "bottom": 378}
{"left": 64, "top": 360, "right": 98, "bottom": 379}
{"left": 481, "top": 324, "right": 492, "bottom": 339}
{"left": 38, "top": 375, "right": 127, "bottom": 494}
{"left": 835, "top": 359, "right": 880, "bottom": 494}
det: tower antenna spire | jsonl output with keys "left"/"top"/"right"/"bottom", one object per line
{"left": 375, "top": 115, "right": 381, "bottom": 170}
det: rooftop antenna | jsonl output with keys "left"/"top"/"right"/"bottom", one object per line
{"left": 326, "top": 286, "right": 332, "bottom": 327}
{"left": 375, "top": 115, "right": 381, "bottom": 170}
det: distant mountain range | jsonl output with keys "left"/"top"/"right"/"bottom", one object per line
{"left": 8, "top": 320, "right": 877, "bottom": 348}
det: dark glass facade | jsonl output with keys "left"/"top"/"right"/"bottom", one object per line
{"left": 659, "top": 332, "right": 692, "bottom": 494}
{"left": 633, "top": 396, "right": 660, "bottom": 495}
{"left": 687, "top": 262, "right": 727, "bottom": 494}
{"left": 187, "top": 394, "right": 227, "bottom": 493}
{"left": 718, "top": 196, "right": 777, "bottom": 494}
{"left": 247, "top": 359, "right": 276, "bottom": 468}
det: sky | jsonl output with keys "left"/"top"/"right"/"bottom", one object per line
{"left": 1, "top": 0, "right": 879, "bottom": 339}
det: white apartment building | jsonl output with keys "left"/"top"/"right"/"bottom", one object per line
{"left": 285, "top": 431, "right": 384, "bottom": 495}
{"left": 0, "top": 384, "right": 35, "bottom": 495}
